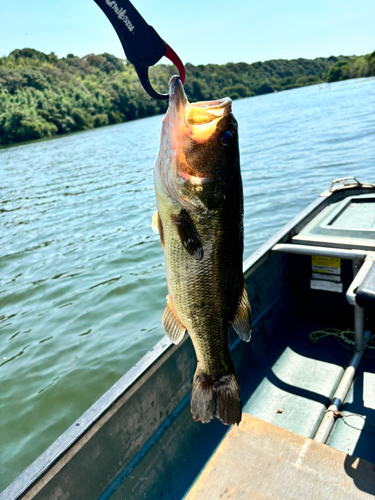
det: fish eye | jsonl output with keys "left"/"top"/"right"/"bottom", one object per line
{"left": 220, "top": 130, "right": 234, "bottom": 147}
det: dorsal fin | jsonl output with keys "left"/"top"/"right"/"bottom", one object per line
{"left": 171, "top": 209, "right": 203, "bottom": 260}
{"left": 162, "top": 295, "right": 187, "bottom": 344}
{"left": 231, "top": 280, "right": 251, "bottom": 342}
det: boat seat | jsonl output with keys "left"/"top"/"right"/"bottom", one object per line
{"left": 185, "top": 413, "right": 375, "bottom": 500}
{"left": 356, "top": 263, "right": 375, "bottom": 309}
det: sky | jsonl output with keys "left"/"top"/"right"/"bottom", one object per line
{"left": 0, "top": 0, "right": 374, "bottom": 65}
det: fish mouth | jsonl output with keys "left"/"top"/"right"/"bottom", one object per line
{"left": 160, "top": 77, "right": 234, "bottom": 195}
{"left": 167, "top": 76, "right": 232, "bottom": 131}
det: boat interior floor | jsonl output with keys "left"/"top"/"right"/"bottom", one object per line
{"left": 240, "top": 310, "right": 375, "bottom": 464}
{"left": 105, "top": 298, "right": 375, "bottom": 500}
{"left": 185, "top": 413, "right": 375, "bottom": 500}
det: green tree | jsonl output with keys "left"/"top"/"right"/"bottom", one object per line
{"left": 0, "top": 47, "right": 373, "bottom": 147}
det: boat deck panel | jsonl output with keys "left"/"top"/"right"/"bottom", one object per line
{"left": 236, "top": 298, "right": 350, "bottom": 441}
{"left": 185, "top": 413, "right": 375, "bottom": 500}
{"left": 242, "top": 345, "right": 344, "bottom": 438}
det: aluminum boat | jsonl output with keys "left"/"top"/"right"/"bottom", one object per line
{"left": 3, "top": 177, "right": 375, "bottom": 500}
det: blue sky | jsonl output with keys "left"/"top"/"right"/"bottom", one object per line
{"left": 1, "top": 0, "right": 374, "bottom": 64}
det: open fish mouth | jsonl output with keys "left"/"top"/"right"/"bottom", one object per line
{"left": 157, "top": 76, "right": 239, "bottom": 206}
{"left": 167, "top": 76, "right": 232, "bottom": 130}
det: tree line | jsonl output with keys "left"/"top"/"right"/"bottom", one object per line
{"left": 0, "top": 48, "right": 374, "bottom": 147}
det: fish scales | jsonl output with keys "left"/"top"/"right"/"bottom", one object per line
{"left": 153, "top": 76, "right": 251, "bottom": 425}
{"left": 165, "top": 206, "right": 241, "bottom": 375}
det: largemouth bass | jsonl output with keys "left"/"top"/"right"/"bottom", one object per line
{"left": 153, "top": 76, "right": 251, "bottom": 425}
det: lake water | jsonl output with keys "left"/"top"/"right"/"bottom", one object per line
{"left": 1, "top": 77, "right": 374, "bottom": 490}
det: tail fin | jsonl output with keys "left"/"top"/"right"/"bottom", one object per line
{"left": 190, "top": 369, "right": 242, "bottom": 426}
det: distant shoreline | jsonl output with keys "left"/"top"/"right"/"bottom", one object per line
{"left": 1, "top": 48, "right": 374, "bottom": 147}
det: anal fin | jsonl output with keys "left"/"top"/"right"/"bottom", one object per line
{"left": 162, "top": 296, "right": 187, "bottom": 344}
{"left": 231, "top": 279, "right": 252, "bottom": 342}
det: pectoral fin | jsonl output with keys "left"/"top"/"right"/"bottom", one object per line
{"left": 231, "top": 280, "right": 251, "bottom": 342}
{"left": 152, "top": 210, "right": 165, "bottom": 248}
{"left": 162, "top": 296, "right": 187, "bottom": 344}
{"left": 171, "top": 209, "right": 203, "bottom": 260}
{"left": 152, "top": 210, "right": 159, "bottom": 234}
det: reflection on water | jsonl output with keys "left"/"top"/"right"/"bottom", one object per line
{"left": 0, "top": 77, "right": 374, "bottom": 489}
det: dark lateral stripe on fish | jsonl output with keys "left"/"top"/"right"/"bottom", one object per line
{"left": 171, "top": 209, "right": 204, "bottom": 260}
{"left": 158, "top": 212, "right": 165, "bottom": 249}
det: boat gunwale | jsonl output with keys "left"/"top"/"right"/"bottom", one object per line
{"left": 3, "top": 182, "right": 375, "bottom": 500}
{"left": 244, "top": 183, "right": 375, "bottom": 278}
{"left": 1, "top": 335, "right": 185, "bottom": 500}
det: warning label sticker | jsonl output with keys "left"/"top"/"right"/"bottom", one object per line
{"left": 311, "top": 280, "right": 343, "bottom": 293}
{"left": 311, "top": 272, "right": 341, "bottom": 282}
{"left": 311, "top": 255, "right": 341, "bottom": 275}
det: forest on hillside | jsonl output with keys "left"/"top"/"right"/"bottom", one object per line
{"left": 0, "top": 48, "right": 374, "bottom": 147}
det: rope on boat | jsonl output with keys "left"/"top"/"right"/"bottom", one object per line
{"left": 310, "top": 329, "right": 375, "bottom": 433}
{"left": 325, "top": 410, "right": 375, "bottom": 432}
{"left": 310, "top": 328, "right": 375, "bottom": 349}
